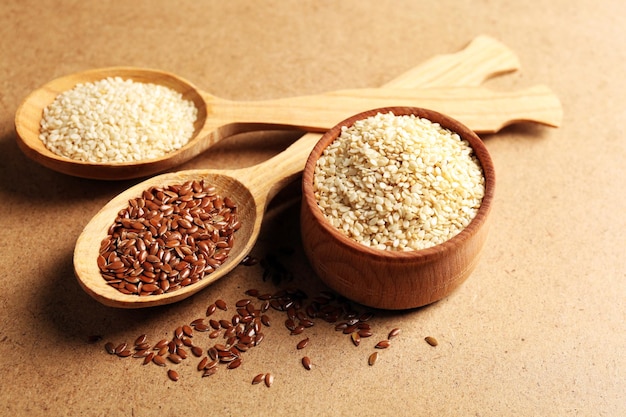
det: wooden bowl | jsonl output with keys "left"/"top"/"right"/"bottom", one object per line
{"left": 301, "top": 107, "right": 495, "bottom": 310}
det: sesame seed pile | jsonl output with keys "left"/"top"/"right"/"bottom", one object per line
{"left": 39, "top": 77, "right": 198, "bottom": 163}
{"left": 313, "top": 112, "right": 485, "bottom": 251}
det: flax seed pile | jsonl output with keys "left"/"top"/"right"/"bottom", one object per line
{"left": 98, "top": 180, "right": 240, "bottom": 295}
{"left": 313, "top": 112, "right": 485, "bottom": 251}
{"left": 39, "top": 77, "right": 197, "bottom": 162}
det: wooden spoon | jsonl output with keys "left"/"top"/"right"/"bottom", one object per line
{"left": 15, "top": 66, "right": 560, "bottom": 181}
{"left": 14, "top": 35, "right": 523, "bottom": 182}
{"left": 74, "top": 128, "right": 323, "bottom": 307}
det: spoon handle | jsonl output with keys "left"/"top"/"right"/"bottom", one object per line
{"left": 385, "top": 35, "right": 520, "bottom": 88}
{"left": 230, "top": 130, "right": 321, "bottom": 210}
{"left": 208, "top": 84, "right": 562, "bottom": 135}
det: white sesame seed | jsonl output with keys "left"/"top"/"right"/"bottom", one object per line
{"left": 39, "top": 77, "right": 197, "bottom": 163}
{"left": 313, "top": 112, "right": 485, "bottom": 251}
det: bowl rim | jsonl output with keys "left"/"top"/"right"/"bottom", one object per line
{"left": 301, "top": 106, "right": 495, "bottom": 263}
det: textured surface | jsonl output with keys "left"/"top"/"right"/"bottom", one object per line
{"left": 0, "top": 1, "right": 624, "bottom": 415}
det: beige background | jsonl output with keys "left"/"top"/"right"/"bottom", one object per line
{"left": 1, "top": 1, "right": 624, "bottom": 416}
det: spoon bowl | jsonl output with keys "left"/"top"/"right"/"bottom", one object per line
{"left": 15, "top": 68, "right": 211, "bottom": 180}
{"left": 75, "top": 170, "right": 255, "bottom": 308}
{"left": 301, "top": 107, "right": 495, "bottom": 310}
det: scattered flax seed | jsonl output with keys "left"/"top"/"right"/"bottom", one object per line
{"left": 358, "top": 329, "right": 373, "bottom": 338}
{"left": 152, "top": 355, "right": 166, "bottom": 367}
{"left": 117, "top": 349, "right": 132, "bottom": 357}
{"left": 236, "top": 298, "right": 251, "bottom": 308}
{"left": 174, "top": 327, "right": 183, "bottom": 339}
{"left": 143, "top": 352, "right": 154, "bottom": 365}
{"left": 291, "top": 325, "right": 305, "bottom": 335}
{"left": 182, "top": 325, "right": 194, "bottom": 337}
{"left": 104, "top": 342, "right": 115, "bottom": 354}
{"left": 114, "top": 343, "right": 127, "bottom": 354}
{"left": 190, "top": 318, "right": 205, "bottom": 327}
{"left": 195, "top": 323, "right": 210, "bottom": 332}
{"left": 197, "top": 357, "right": 208, "bottom": 371}
{"left": 215, "top": 299, "right": 228, "bottom": 311}
{"left": 388, "top": 328, "right": 401, "bottom": 340}
{"left": 252, "top": 373, "right": 265, "bottom": 385}
{"left": 206, "top": 303, "right": 217, "bottom": 316}
{"left": 351, "top": 332, "right": 361, "bottom": 347}
{"left": 208, "top": 347, "right": 218, "bottom": 361}
{"left": 167, "top": 353, "right": 183, "bottom": 364}
{"left": 296, "top": 338, "right": 310, "bottom": 350}
{"left": 154, "top": 339, "right": 168, "bottom": 350}
{"left": 264, "top": 373, "right": 274, "bottom": 387}
{"left": 132, "top": 350, "right": 149, "bottom": 358}
{"left": 375, "top": 340, "right": 391, "bottom": 349}
{"left": 168, "top": 369, "right": 180, "bottom": 382}
{"left": 227, "top": 358, "right": 242, "bottom": 369}
{"left": 302, "top": 356, "right": 313, "bottom": 370}
{"left": 135, "top": 342, "right": 150, "bottom": 351}
{"left": 368, "top": 352, "right": 379, "bottom": 366}
{"left": 284, "top": 319, "right": 296, "bottom": 332}
{"left": 205, "top": 358, "right": 218, "bottom": 370}
{"left": 134, "top": 334, "right": 148, "bottom": 346}
{"left": 425, "top": 336, "right": 438, "bottom": 347}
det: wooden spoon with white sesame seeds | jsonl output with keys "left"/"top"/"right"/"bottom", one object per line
{"left": 15, "top": 38, "right": 561, "bottom": 181}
